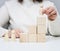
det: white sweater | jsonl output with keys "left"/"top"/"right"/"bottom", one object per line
{"left": 0, "top": 0, "right": 60, "bottom": 36}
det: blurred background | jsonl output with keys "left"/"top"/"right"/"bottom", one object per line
{"left": 0, "top": 0, "right": 60, "bottom": 14}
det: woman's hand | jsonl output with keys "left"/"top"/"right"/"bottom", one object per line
{"left": 2, "top": 29, "right": 23, "bottom": 38}
{"left": 42, "top": 6, "right": 57, "bottom": 21}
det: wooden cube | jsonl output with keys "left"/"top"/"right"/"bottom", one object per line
{"left": 37, "top": 34, "right": 46, "bottom": 42}
{"left": 4, "top": 34, "right": 9, "bottom": 41}
{"left": 11, "top": 30, "right": 16, "bottom": 41}
{"left": 38, "top": 25, "right": 47, "bottom": 34}
{"left": 37, "top": 16, "right": 47, "bottom": 25}
{"left": 28, "top": 26, "right": 36, "bottom": 34}
{"left": 4, "top": 32, "right": 9, "bottom": 41}
{"left": 20, "top": 33, "right": 28, "bottom": 42}
{"left": 28, "top": 34, "right": 37, "bottom": 42}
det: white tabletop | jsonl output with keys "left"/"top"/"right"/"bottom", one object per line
{"left": 0, "top": 36, "right": 60, "bottom": 51}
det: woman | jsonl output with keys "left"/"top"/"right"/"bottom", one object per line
{"left": 0, "top": 0, "right": 59, "bottom": 38}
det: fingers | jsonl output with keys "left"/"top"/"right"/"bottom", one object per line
{"left": 14, "top": 29, "right": 22, "bottom": 38}
{"left": 43, "top": 6, "right": 55, "bottom": 15}
{"left": 48, "top": 10, "right": 57, "bottom": 17}
{"left": 48, "top": 15, "right": 57, "bottom": 21}
{"left": 2, "top": 34, "right": 5, "bottom": 37}
{"left": 48, "top": 9, "right": 57, "bottom": 21}
{"left": 11, "top": 30, "right": 20, "bottom": 38}
{"left": 42, "top": 6, "right": 57, "bottom": 21}
{"left": 2, "top": 29, "right": 21, "bottom": 38}
{"left": 2, "top": 33, "right": 11, "bottom": 38}
{"left": 15, "top": 31, "right": 20, "bottom": 38}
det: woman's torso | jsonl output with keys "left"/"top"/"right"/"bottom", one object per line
{"left": 5, "top": 0, "right": 53, "bottom": 33}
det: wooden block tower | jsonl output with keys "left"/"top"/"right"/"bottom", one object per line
{"left": 37, "top": 4, "right": 47, "bottom": 42}
{"left": 20, "top": 26, "right": 37, "bottom": 42}
{"left": 28, "top": 26, "right": 37, "bottom": 42}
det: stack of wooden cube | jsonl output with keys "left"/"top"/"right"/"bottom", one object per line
{"left": 20, "top": 15, "right": 47, "bottom": 43}
{"left": 37, "top": 16, "right": 47, "bottom": 42}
